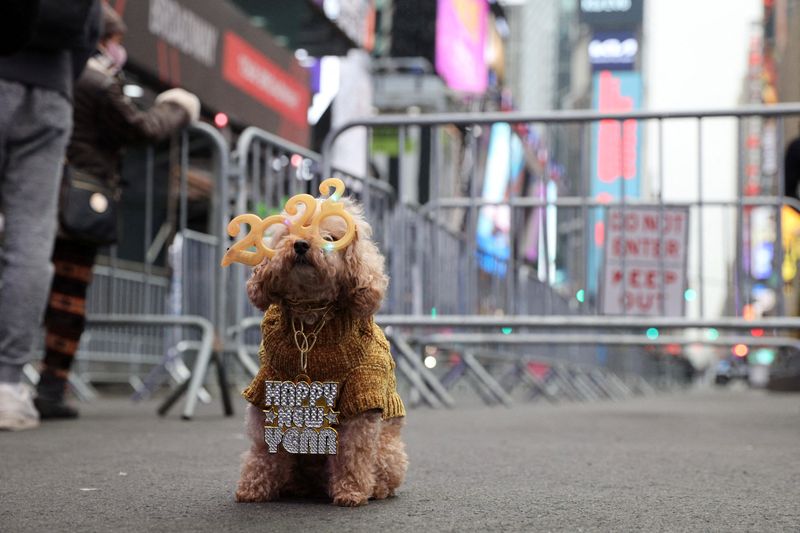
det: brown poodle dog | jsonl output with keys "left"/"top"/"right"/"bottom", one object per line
{"left": 235, "top": 197, "right": 408, "bottom": 507}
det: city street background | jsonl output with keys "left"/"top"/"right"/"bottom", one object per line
{"left": 1, "top": 1, "right": 800, "bottom": 531}
{"left": 2, "top": 389, "right": 798, "bottom": 532}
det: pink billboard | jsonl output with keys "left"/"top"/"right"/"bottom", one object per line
{"left": 435, "top": 0, "right": 488, "bottom": 93}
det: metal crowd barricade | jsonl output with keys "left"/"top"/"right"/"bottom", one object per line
{"left": 226, "top": 127, "right": 396, "bottom": 377}
{"left": 319, "top": 104, "right": 800, "bottom": 406}
{"left": 66, "top": 122, "right": 233, "bottom": 418}
{"left": 19, "top": 104, "right": 798, "bottom": 415}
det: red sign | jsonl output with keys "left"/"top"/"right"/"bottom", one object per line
{"left": 222, "top": 32, "right": 310, "bottom": 128}
{"left": 597, "top": 71, "right": 637, "bottom": 183}
{"left": 601, "top": 208, "right": 689, "bottom": 316}
{"left": 115, "top": 0, "right": 310, "bottom": 145}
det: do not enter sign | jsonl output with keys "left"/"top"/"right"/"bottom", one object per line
{"left": 601, "top": 207, "right": 689, "bottom": 315}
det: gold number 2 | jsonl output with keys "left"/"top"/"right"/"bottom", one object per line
{"left": 221, "top": 214, "right": 269, "bottom": 267}
{"left": 221, "top": 178, "right": 356, "bottom": 267}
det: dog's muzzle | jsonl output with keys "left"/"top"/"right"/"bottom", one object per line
{"left": 294, "top": 240, "right": 310, "bottom": 255}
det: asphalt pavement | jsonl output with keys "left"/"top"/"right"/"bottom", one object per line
{"left": 1, "top": 388, "right": 798, "bottom": 532}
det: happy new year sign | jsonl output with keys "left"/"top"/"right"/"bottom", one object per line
{"left": 263, "top": 380, "right": 340, "bottom": 455}
{"left": 601, "top": 207, "right": 689, "bottom": 316}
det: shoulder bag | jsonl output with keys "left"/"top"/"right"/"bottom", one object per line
{"left": 58, "top": 164, "right": 119, "bottom": 246}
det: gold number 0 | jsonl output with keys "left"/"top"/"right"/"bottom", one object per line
{"left": 314, "top": 178, "right": 355, "bottom": 251}
{"left": 220, "top": 214, "right": 280, "bottom": 267}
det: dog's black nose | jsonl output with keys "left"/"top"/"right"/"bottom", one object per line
{"left": 294, "top": 240, "right": 310, "bottom": 255}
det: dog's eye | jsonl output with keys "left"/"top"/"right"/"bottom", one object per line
{"left": 323, "top": 235, "right": 335, "bottom": 242}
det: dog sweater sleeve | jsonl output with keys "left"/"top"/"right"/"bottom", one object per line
{"left": 241, "top": 342, "right": 277, "bottom": 407}
{"left": 338, "top": 364, "right": 406, "bottom": 420}
{"left": 337, "top": 323, "right": 405, "bottom": 420}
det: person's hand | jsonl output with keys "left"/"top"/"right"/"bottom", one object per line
{"left": 155, "top": 88, "right": 200, "bottom": 122}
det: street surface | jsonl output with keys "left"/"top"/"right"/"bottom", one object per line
{"left": 1, "top": 388, "right": 798, "bottom": 532}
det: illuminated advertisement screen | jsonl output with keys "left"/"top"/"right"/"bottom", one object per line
{"left": 579, "top": 0, "right": 643, "bottom": 29}
{"left": 476, "top": 123, "right": 525, "bottom": 276}
{"left": 589, "top": 31, "right": 638, "bottom": 71}
{"left": 435, "top": 0, "right": 488, "bottom": 93}
{"left": 311, "top": 0, "right": 376, "bottom": 51}
{"left": 783, "top": 206, "right": 800, "bottom": 284}
{"left": 118, "top": 0, "right": 310, "bottom": 144}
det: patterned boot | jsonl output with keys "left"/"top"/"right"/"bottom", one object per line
{"left": 34, "top": 370, "right": 79, "bottom": 420}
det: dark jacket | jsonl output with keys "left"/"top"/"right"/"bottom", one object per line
{"left": 786, "top": 136, "right": 800, "bottom": 202}
{"left": 0, "top": 0, "right": 40, "bottom": 55}
{"left": 0, "top": 0, "right": 101, "bottom": 99}
{"left": 67, "top": 62, "right": 191, "bottom": 189}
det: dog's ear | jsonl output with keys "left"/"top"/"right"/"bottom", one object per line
{"left": 342, "top": 205, "right": 388, "bottom": 318}
{"left": 246, "top": 260, "right": 274, "bottom": 311}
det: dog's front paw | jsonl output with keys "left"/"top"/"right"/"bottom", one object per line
{"left": 235, "top": 488, "right": 274, "bottom": 503}
{"left": 333, "top": 492, "right": 369, "bottom": 507}
{"left": 372, "top": 484, "right": 395, "bottom": 500}
{"left": 235, "top": 480, "right": 281, "bottom": 503}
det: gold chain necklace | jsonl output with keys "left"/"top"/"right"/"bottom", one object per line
{"left": 285, "top": 298, "right": 332, "bottom": 314}
{"left": 264, "top": 303, "right": 342, "bottom": 456}
{"left": 291, "top": 305, "right": 332, "bottom": 374}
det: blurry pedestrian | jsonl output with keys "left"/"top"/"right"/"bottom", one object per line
{"left": 0, "top": 0, "right": 101, "bottom": 431}
{"left": 34, "top": 4, "right": 201, "bottom": 420}
{"left": 785, "top": 129, "right": 800, "bottom": 202}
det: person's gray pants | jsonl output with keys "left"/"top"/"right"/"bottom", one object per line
{"left": 0, "top": 79, "right": 72, "bottom": 383}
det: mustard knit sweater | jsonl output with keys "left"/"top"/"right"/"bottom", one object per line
{"left": 242, "top": 305, "right": 406, "bottom": 421}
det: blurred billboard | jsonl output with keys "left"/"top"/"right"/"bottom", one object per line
{"left": 115, "top": 0, "right": 310, "bottom": 144}
{"left": 589, "top": 31, "right": 638, "bottom": 71}
{"left": 435, "top": 0, "right": 489, "bottom": 93}
{"left": 579, "top": 0, "right": 643, "bottom": 29}
{"left": 476, "top": 123, "right": 525, "bottom": 275}
{"left": 310, "top": 0, "right": 376, "bottom": 51}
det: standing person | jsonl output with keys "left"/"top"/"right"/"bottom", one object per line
{"left": 785, "top": 129, "right": 800, "bottom": 203}
{"left": 0, "top": 0, "right": 101, "bottom": 431}
{"left": 0, "top": 0, "right": 40, "bottom": 56}
{"left": 34, "top": 4, "right": 201, "bottom": 420}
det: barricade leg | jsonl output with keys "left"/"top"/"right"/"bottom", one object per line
{"left": 157, "top": 349, "right": 233, "bottom": 420}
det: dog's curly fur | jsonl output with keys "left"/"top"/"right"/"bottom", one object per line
{"left": 235, "top": 198, "right": 408, "bottom": 506}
